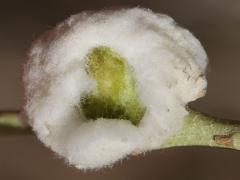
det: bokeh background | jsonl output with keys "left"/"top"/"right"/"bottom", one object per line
{"left": 1, "top": 0, "right": 240, "bottom": 179}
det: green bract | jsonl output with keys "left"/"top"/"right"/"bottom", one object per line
{"left": 80, "top": 46, "right": 146, "bottom": 125}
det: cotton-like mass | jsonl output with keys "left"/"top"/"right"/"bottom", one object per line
{"left": 23, "top": 8, "right": 208, "bottom": 169}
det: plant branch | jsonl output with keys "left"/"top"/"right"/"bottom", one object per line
{"left": 0, "top": 112, "right": 31, "bottom": 135}
{"left": 162, "top": 110, "right": 240, "bottom": 150}
{"left": 1, "top": 110, "right": 240, "bottom": 151}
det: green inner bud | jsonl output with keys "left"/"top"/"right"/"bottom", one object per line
{"left": 80, "top": 46, "right": 146, "bottom": 125}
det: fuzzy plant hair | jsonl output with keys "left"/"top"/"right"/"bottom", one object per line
{"left": 23, "top": 7, "right": 208, "bottom": 169}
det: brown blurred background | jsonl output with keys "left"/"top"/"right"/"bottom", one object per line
{"left": 0, "top": 0, "right": 240, "bottom": 179}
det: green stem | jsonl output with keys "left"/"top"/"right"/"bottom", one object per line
{"left": 0, "top": 112, "right": 31, "bottom": 135}
{"left": 1, "top": 110, "right": 240, "bottom": 151}
{"left": 162, "top": 110, "right": 240, "bottom": 150}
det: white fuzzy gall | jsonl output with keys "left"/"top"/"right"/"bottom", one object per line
{"left": 23, "top": 7, "right": 208, "bottom": 169}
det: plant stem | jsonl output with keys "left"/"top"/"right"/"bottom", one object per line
{"left": 162, "top": 110, "right": 240, "bottom": 150}
{"left": 0, "top": 112, "right": 31, "bottom": 135}
{"left": 1, "top": 110, "right": 240, "bottom": 151}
